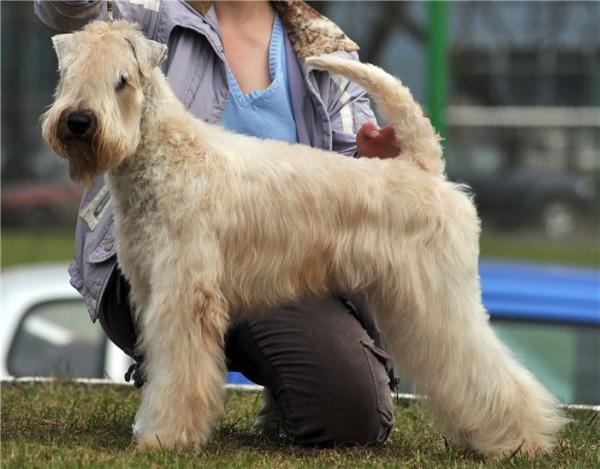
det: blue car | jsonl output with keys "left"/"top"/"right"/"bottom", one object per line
{"left": 480, "top": 260, "right": 599, "bottom": 405}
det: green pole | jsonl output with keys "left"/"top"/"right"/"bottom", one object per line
{"left": 427, "top": 1, "right": 449, "bottom": 145}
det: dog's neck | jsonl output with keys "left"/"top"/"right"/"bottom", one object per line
{"left": 108, "top": 69, "right": 201, "bottom": 214}
{"left": 107, "top": 71, "right": 175, "bottom": 208}
{"left": 139, "top": 70, "right": 183, "bottom": 141}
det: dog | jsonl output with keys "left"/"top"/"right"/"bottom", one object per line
{"left": 42, "top": 20, "right": 566, "bottom": 457}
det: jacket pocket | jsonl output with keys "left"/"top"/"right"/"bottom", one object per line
{"left": 86, "top": 216, "right": 116, "bottom": 263}
{"left": 87, "top": 237, "right": 116, "bottom": 263}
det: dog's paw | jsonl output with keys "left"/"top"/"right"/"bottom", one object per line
{"left": 133, "top": 417, "right": 167, "bottom": 449}
{"left": 135, "top": 432, "right": 166, "bottom": 450}
{"left": 479, "top": 438, "right": 554, "bottom": 461}
{"left": 516, "top": 439, "right": 554, "bottom": 459}
{"left": 133, "top": 419, "right": 210, "bottom": 451}
{"left": 132, "top": 419, "right": 160, "bottom": 449}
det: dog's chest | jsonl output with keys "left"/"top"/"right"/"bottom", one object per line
{"left": 108, "top": 161, "right": 167, "bottom": 275}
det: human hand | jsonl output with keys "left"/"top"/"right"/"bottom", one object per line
{"left": 356, "top": 122, "right": 401, "bottom": 159}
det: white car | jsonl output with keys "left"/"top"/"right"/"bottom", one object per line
{"left": 1, "top": 263, "right": 132, "bottom": 382}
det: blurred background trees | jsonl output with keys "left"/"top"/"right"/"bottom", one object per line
{"left": 1, "top": 1, "right": 599, "bottom": 259}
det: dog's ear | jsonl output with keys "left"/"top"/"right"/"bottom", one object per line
{"left": 126, "top": 35, "right": 168, "bottom": 78}
{"left": 51, "top": 33, "right": 74, "bottom": 71}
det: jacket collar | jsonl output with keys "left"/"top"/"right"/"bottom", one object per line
{"left": 185, "top": 0, "right": 359, "bottom": 59}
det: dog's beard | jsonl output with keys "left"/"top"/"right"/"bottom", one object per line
{"left": 44, "top": 112, "right": 134, "bottom": 186}
{"left": 63, "top": 136, "right": 131, "bottom": 186}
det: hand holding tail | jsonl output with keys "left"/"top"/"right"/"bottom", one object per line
{"left": 357, "top": 122, "right": 401, "bottom": 158}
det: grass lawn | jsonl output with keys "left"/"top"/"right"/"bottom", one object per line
{"left": 1, "top": 381, "right": 598, "bottom": 468}
{"left": 1, "top": 229, "right": 75, "bottom": 269}
{"left": 2, "top": 229, "right": 599, "bottom": 269}
{"left": 480, "top": 231, "right": 599, "bottom": 268}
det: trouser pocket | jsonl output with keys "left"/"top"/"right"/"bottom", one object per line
{"left": 360, "top": 339, "right": 394, "bottom": 422}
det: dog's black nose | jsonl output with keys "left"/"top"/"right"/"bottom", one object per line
{"left": 66, "top": 111, "right": 96, "bottom": 137}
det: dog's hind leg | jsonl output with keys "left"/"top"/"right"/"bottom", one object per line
{"left": 368, "top": 241, "right": 566, "bottom": 458}
{"left": 132, "top": 259, "right": 228, "bottom": 449}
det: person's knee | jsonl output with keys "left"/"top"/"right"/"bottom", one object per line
{"left": 325, "top": 376, "right": 394, "bottom": 446}
{"left": 233, "top": 296, "right": 396, "bottom": 447}
{"left": 281, "top": 342, "right": 395, "bottom": 446}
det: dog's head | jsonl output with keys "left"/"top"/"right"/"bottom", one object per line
{"left": 42, "top": 20, "right": 167, "bottom": 185}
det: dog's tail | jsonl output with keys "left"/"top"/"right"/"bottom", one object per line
{"left": 306, "top": 55, "right": 444, "bottom": 174}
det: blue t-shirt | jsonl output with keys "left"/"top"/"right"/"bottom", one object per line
{"left": 221, "top": 15, "right": 298, "bottom": 144}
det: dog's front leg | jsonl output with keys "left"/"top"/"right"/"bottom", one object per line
{"left": 132, "top": 279, "right": 228, "bottom": 450}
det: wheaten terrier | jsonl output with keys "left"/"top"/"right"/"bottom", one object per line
{"left": 42, "top": 21, "right": 566, "bottom": 457}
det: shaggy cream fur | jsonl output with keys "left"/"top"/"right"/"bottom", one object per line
{"left": 42, "top": 20, "right": 566, "bottom": 458}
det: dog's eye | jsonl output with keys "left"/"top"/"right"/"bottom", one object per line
{"left": 116, "top": 74, "right": 128, "bottom": 91}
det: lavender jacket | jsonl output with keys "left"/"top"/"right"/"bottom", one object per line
{"left": 35, "top": 0, "right": 377, "bottom": 323}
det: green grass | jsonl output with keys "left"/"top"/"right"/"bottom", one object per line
{"left": 2, "top": 229, "right": 598, "bottom": 270}
{"left": 1, "top": 229, "right": 75, "bottom": 269}
{"left": 480, "top": 231, "right": 599, "bottom": 268}
{"left": 1, "top": 381, "right": 598, "bottom": 468}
